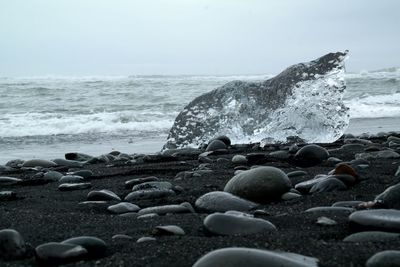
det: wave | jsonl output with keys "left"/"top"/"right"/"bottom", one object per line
{"left": 0, "top": 111, "right": 174, "bottom": 137}
{"left": 345, "top": 92, "right": 400, "bottom": 119}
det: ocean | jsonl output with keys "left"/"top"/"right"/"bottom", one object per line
{"left": 0, "top": 69, "right": 399, "bottom": 164}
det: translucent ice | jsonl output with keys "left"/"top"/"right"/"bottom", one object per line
{"left": 164, "top": 51, "right": 350, "bottom": 149}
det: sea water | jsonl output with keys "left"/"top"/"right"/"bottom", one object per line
{"left": 0, "top": 69, "right": 399, "bottom": 163}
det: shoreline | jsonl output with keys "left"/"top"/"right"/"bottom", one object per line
{"left": 1, "top": 133, "right": 400, "bottom": 266}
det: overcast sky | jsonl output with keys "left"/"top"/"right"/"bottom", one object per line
{"left": 0, "top": 0, "right": 399, "bottom": 76}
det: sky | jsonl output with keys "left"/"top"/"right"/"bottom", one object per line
{"left": 0, "top": 0, "right": 399, "bottom": 76}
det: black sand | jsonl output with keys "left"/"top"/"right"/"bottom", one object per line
{"left": 1, "top": 135, "right": 400, "bottom": 266}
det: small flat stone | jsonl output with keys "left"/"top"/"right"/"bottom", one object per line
{"left": 124, "top": 189, "right": 175, "bottom": 201}
{"left": 43, "top": 171, "right": 63, "bottom": 181}
{"left": 0, "top": 229, "right": 27, "bottom": 260}
{"left": 294, "top": 144, "right": 329, "bottom": 167}
{"left": 349, "top": 209, "right": 400, "bottom": 231}
{"left": 281, "top": 192, "right": 302, "bottom": 200}
{"left": 316, "top": 216, "right": 337, "bottom": 226}
{"left": 35, "top": 242, "right": 87, "bottom": 265}
{"left": 61, "top": 236, "right": 107, "bottom": 258}
{"left": 58, "top": 183, "right": 92, "bottom": 191}
{"left": 195, "top": 191, "right": 258, "bottom": 212}
{"left": 332, "top": 201, "right": 363, "bottom": 208}
{"left": 87, "top": 189, "right": 121, "bottom": 201}
{"left": 343, "top": 231, "right": 400, "bottom": 242}
{"left": 138, "top": 204, "right": 191, "bottom": 216}
{"left": 153, "top": 225, "right": 185, "bottom": 236}
{"left": 375, "top": 184, "right": 400, "bottom": 209}
{"left": 107, "top": 202, "right": 141, "bottom": 214}
{"left": 204, "top": 212, "right": 276, "bottom": 236}
{"left": 136, "top": 237, "right": 156, "bottom": 243}
{"left": 67, "top": 170, "right": 93, "bottom": 179}
{"left": 192, "top": 247, "right": 318, "bottom": 267}
{"left": 22, "top": 159, "right": 57, "bottom": 168}
{"left": 366, "top": 250, "right": 400, "bottom": 267}
{"left": 131, "top": 181, "right": 173, "bottom": 191}
{"left": 232, "top": 155, "right": 248, "bottom": 165}
{"left": 309, "top": 177, "right": 347, "bottom": 193}
{"left": 53, "top": 158, "right": 85, "bottom": 167}
{"left": 305, "top": 206, "right": 354, "bottom": 215}
{"left": 112, "top": 234, "right": 133, "bottom": 241}
{"left": 124, "top": 176, "right": 159, "bottom": 189}
{"left": 65, "top": 152, "right": 94, "bottom": 161}
{"left": 294, "top": 176, "right": 328, "bottom": 194}
{"left": 137, "top": 213, "right": 158, "bottom": 219}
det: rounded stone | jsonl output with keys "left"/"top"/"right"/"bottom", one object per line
{"left": 309, "top": 177, "right": 347, "bottom": 193}
{"left": 366, "top": 250, "right": 400, "bottom": 267}
{"left": 35, "top": 242, "right": 87, "bottom": 265}
{"left": 107, "top": 202, "right": 140, "bottom": 214}
{"left": 58, "top": 183, "right": 92, "bottom": 191}
{"left": 124, "top": 176, "right": 159, "bottom": 189}
{"left": 206, "top": 140, "right": 227, "bottom": 151}
{"left": 213, "top": 135, "right": 231, "bottom": 146}
{"left": 59, "top": 175, "right": 84, "bottom": 183}
{"left": 375, "top": 184, "right": 400, "bottom": 209}
{"left": 87, "top": 189, "right": 121, "bottom": 201}
{"left": 192, "top": 247, "right": 318, "bottom": 267}
{"left": 203, "top": 212, "right": 276, "bottom": 236}
{"left": 294, "top": 144, "right": 329, "bottom": 167}
{"left": 153, "top": 225, "right": 185, "bottom": 236}
{"left": 0, "top": 177, "right": 22, "bottom": 186}
{"left": 224, "top": 166, "right": 291, "bottom": 203}
{"left": 332, "top": 163, "right": 358, "bottom": 179}
{"left": 137, "top": 204, "right": 190, "bottom": 216}
{"left": 0, "top": 229, "right": 26, "bottom": 260}
{"left": 349, "top": 209, "right": 400, "bottom": 231}
{"left": 22, "top": 159, "right": 57, "bottom": 168}
{"left": 61, "top": 236, "right": 107, "bottom": 258}
{"left": 343, "top": 231, "right": 400, "bottom": 242}
{"left": 195, "top": 191, "right": 258, "bottom": 212}
{"left": 232, "top": 155, "right": 248, "bottom": 165}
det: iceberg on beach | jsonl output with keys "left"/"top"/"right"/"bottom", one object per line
{"left": 164, "top": 51, "right": 350, "bottom": 149}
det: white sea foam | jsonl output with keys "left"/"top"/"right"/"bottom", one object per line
{"left": 346, "top": 93, "right": 400, "bottom": 119}
{"left": 0, "top": 111, "right": 174, "bottom": 137}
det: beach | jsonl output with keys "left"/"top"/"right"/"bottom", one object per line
{"left": 1, "top": 132, "right": 400, "bottom": 266}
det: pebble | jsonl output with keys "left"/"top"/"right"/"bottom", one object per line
{"left": 5, "top": 159, "right": 24, "bottom": 168}
{"left": 22, "top": 159, "right": 57, "bottom": 168}
{"left": 316, "top": 216, "right": 337, "bottom": 226}
{"left": 332, "top": 200, "right": 363, "bottom": 208}
{"left": 366, "top": 250, "right": 400, "bottom": 267}
{"left": 376, "top": 183, "right": 400, "bottom": 209}
{"left": 231, "top": 155, "right": 248, "bottom": 165}
{"left": 205, "top": 140, "right": 227, "bottom": 152}
{"left": 269, "top": 150, "right": 289, "bottom": 159}
{"left": 281, "top": 192, "right": 302, "bottom": 200}
{"left": 192, "top": 247, "right": 318, "bottom": 267}
{"left": 112, "top": 234, "right": 133, "bottom": 241}
{"left": 61, "top": 236, "right": 107, "bottom": 258}
{"left": 124, "top": 189, "right": 175, "bottom": 201}
{"left": 203, "top": 212, "right": 276, "bottom": 236}
{"left": 59, "top": 175, "right": 85, "bottom": 183}
{"left": 152, "top": 225, "right": 185, "bottom": 236}
{"left": 138, "top": 204, "right": 191, "bottom": 216}
{"left": 0, "top": 229, "right": 27, "bottom": 260}
{"left": 309, "top": 177, "right": 347, "bottom": 193}
{"left": 137, "top": 213, "right": 158, "bottom": 219}
{"left": 131, "top": 181, "right": 173, "bottom": 191}
{"left": 332, "top": 163, "right": 358, "bottom": 178}
{"left": 107, "top": 202, "right": 140, "bottom": 214}
{"left": 65, "top": 152, "right": 94, "bottom": 161}
{"left": 58, "top": 183, "right": 92, "bottom": 191}
{"left": 349, "top": 209, "right": 400, "bottom": 231}
{"left": 212, "top": 135, "right": 231, "bottom": 146}
{"left": 53, "top": 158, "right": 85, "bottom": 167}
{"left": 136, "top": 237, "right": 156, "bottom": 243}
{"left": 43, "top": 171, "right": 63, "bottom": 181}
{"left": 343, "top": 231, "right": 400, "bottom": 242}
{"left": 35, "top": 242, "right": 87, "bottom": 265}
{"left": 124, "top": 176, "right": 159, "bottom": 189}
{"left": 0, "top": 176, "right": 22, "bottom": 186}
{"left": 355, "top": 151, "right": 400, "bottom": 160}
{"left": 224, "top": 166, "right": 292, "bottom": 203}
{"left": 305, "top": 206, "right": 354, "bottom": 215}
{"left": 87, "top": 189, "right": 121, "bottom": 201}
{"left": 195, "top": 191, "right": 258, "bottom": 212}
{"left": 294, "top": 144, "right": 329, "bottom": 167}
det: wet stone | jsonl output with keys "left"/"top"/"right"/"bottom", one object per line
{"left": 0, "top": 176, "right": 22, "bottom": 186}
{"left": 61, "top": 236, "right": 107, "bottom": 259}
{"left": 124, "top": 176, "right": 159, "bottom": 189}
{"left": 87, "top": 189, "right": 121, "bottom": 201}
{"left": 124, "top": 189, "right": 175, "bottom": 201}
{"left": 35, "top": 242, "right": 87, "bottom": 265}
{"left": 0, "top": 229, "right": 27, "bottom": 260}
{"left": 43, "top": 171, "right": 63, "bottom": 181}
{"left": 343, "top": 231, "right": 400, "bottom": 242}
{"left": 305, "top": 206, "right": 354, "bottom": 215}
{"left": 287, "top": 170, "right": 308, "bottom": 178}
{"left": 59, "top": 175, "right": 84, "bottom": 183}
{"left": 138, "top": 204, "right": 191, "bottom": 216}
{"left": 22, "top": 159, "right": 57, "bottom": 168}
{"left": 206, "top": 140, "right": 227, "bottom": 151}
{"left": 309, "top": 177, "right": 347, "bottom": 193}
{"left": 131, "top": 181, "right": 173, "bottom": 192}
{"left": 195, "top": 191, "right": 258, "bottom": 213}
{"left": 107, "top": 202, "right": 140, "bottom": 214}
{"left": 231, "top": 155, "right": 248, "bottom": 165}
{"left": 67, "top": 170, "right": 93, "bottom": 179}
{"left": 366, "top": 250, "right": 400, "bottom": 267}
{"left": 58, "top": 183, "right": 92, "bottom": 191}
{"left": 294, "top": 144, "right": 329, "bottom": 167}
{"left": 203, "top": 212, "right": 276, "bottom": 236}
{"left": 349, "top": 209, "right": 400, "bottom": 231}
{"left": 332, "top": 200, "right": 363, "bottom": 208}
{"left": 375, "top": 183, "right": 400, "bottom": 209}
{"left": 136, "top": 237, "right": 156, "bottom": 243}
{"left": 153, "top": 225, "right": 185, "bottom": 236}
{"left": 192, "top": 247, "right": 318, "bottom": 267}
